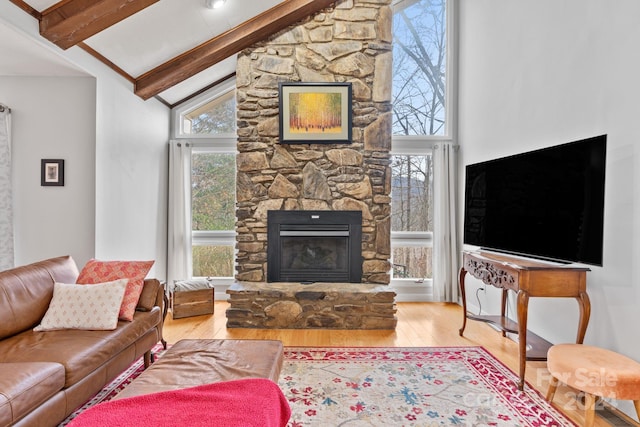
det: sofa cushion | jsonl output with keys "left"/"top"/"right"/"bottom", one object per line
{"left": 77, "top": 259, "right": 154, "bottom": 322}
{"left": 34, "top": 280, "right": 128, "bottom": 331}
{"left": 0, "top": 362, "right": 65, "bottom": 426}
{"left": 136, "top": 279, "right": 162, "bottom": 312}
{"left": 0, "top": 256, "right": 79, "bottom": 340}
{"left": 0, "top": 308, "right": 161, "bottom": 388}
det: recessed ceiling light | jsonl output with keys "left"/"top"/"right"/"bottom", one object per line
{"left": 205, "top": 0, "right": 227, "bottom": 9}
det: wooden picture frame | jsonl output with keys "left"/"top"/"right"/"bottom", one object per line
{"left": 41, "top": 159, "right": 64, "bottom": 186}
{"left": 279, "top": 82, "right": 352, "bottom": 144}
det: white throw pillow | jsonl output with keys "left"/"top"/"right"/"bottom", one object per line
{"left": 34, "top": 279, "right": 128, "bottom": 331}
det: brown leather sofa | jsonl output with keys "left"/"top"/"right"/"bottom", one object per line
{"left": 0, "top": 256, "right": 165, "bottom": 427}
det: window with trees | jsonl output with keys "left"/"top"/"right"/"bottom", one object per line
{"left": 390, "top": 0, "right": 451, "bottom": 289}
{"left": 176, "top": 81, "right": 237, "bottom": 279}
{"left": 180, "top": 89, "right": 236, "bottom": 136}
{"left": 392, "top": 0, "right": 447, "bottom": 136}
{"left": 191, "top": 151, "right": 235, "bottom": 277}
{"left": 391, "top": 154, "right": 433, "bottom": 281}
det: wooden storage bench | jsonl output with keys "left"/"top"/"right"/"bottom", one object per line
{"left": 170, "top": 280, "right": 214, "bottom": 319}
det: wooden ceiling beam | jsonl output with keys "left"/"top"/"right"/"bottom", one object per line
{"left": 134, "top": 0, "right": 337, "bottom": 100}
{"left": 40, "top": 0, "right": 159, "bottom": 50}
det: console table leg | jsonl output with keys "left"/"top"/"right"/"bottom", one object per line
{"left": 501, "top": 289, "right": 508, "bottom": 338}
{"left": 459, "top": 268, "right": 468, "bottom": 336}
{"left": 517, "top": 290, "right": 530, "bottom": 390}
{"left": 576, "top": 290, "right": 591, "bottom": 344}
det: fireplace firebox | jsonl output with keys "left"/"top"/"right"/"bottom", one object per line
{"left": 267, "top": 210, "right": 362, "bottom": 283}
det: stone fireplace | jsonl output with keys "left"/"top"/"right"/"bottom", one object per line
{"left": 226, "top": 0, "right": 396, "bottom": 329}
{"left": 267, "top": 210, "right": 362, "bottom": 283}
{"left": 234, "top": 0, "right": 393, "bottom": 285}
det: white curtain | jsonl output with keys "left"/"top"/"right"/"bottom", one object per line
{"left": 0, "top": 105, "right": 13, "bottom": 271}
{"left": 167, "top": 140, "right": 192, "bottom": 287}
{"left": 432, "top": 142, "right": 460, "bottom": 302}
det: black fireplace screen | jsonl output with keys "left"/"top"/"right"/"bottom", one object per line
{"left": 267, "top": 211, "right": 362, "bottom": 283}
{"left": 282, "top": 236, "right": 346, "bottom": 271}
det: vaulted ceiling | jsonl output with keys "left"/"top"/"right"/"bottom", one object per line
{"left": 6, "top": 0, "right": 337, "bottom": 106}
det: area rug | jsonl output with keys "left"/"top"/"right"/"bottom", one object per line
{"left": 61, "top": 345, "right": 574, "bottom": 427}
{"left": 280, "top": 346, "right": 574, "bottom": 427}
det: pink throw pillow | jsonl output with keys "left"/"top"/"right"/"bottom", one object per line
{"left": 77, "top": 259, "right": 154, "bottom": 321}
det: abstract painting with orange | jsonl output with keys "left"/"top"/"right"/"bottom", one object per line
{"left": 288, "top": 92, "right": 342, "bottom": 134}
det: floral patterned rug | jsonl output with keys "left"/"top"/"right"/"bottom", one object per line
{"left": 61, "top": 345, "right": 574, "bottom": 427}
{"left": 279, "top": 346, "right": 575, "bottom": 427}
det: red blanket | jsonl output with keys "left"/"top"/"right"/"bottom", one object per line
{"left": 68, "top": 378, "right": 291, "bottom": 427}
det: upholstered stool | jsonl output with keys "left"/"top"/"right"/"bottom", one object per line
{"left": 546, "top": 344, "right": 640, "bottom": 426}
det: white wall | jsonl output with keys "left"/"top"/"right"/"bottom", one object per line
{"left": 91, "top": 65, "right": 169, "bottom": 278}
{"left": 1, "top": 2, "right": 170, "bottom": 278}
{"left": 0, "top": 77, "right": 96, "bottom": 267}
{"left": 459, "top": 0, "right": 640, "bottom": 418}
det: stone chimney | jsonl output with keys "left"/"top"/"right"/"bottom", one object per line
{"left": 235, "top": 0, "right": 393, "bottom": 284}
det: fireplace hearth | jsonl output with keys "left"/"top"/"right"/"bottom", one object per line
{"left": 267, "top": 210, "right": 362, "bottom": 283}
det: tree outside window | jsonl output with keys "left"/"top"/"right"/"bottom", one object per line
{"left": 182, "top": 90, "right": 236, "bottom": 135}
{"left": 191, "top": 152, "right": 236, "bottom": 277}
{"left": 391, "top": 155, "right": 433, "bottom": 280}
{"left": 392, "top": 0, "right": 446, "bottom": 136}
{"left": 191, "top": 153, "right": 235, "bottom": 232}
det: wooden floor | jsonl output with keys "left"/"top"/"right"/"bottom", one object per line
{"left": 163, "top": 301, "right": 632, "bottom": 427}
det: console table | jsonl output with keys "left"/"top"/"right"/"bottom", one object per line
{"left": 458, "top": 250, "right": 591, "bottom": 390}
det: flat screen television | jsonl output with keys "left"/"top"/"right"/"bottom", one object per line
{"left": 463, "top": 135, "right": 607, "bottom": 266}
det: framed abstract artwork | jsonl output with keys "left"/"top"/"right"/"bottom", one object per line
{"left": 279, "top": 82, "right": 352, "bottom": 144}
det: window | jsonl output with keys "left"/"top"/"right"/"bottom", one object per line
{"left": 182, "top": 90, "right": 236, "bottom": 135}
{"left": 390, "top": 0, "right": 453, "bottom": 293}
{"left": 174, "top": 79, "right": 236, "bottom": 138}
{"left": 392, "top": 0, "right": 447, "bottom": 137}
{"left": 191, "top": 151, "right": 235, "bottom": 277}
{"left": 173, "top": 81, "right": 237, "bottom": 280}
{"left": 391, "top": 154, "right": 433, "bottom": 282}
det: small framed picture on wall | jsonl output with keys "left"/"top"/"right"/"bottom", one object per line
{"left": 41, "top": 159, "right": 64, "bottom": 186}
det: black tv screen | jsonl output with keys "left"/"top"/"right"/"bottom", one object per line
{"left": 463, "top": 135, "right": 607, "bottom": 266}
